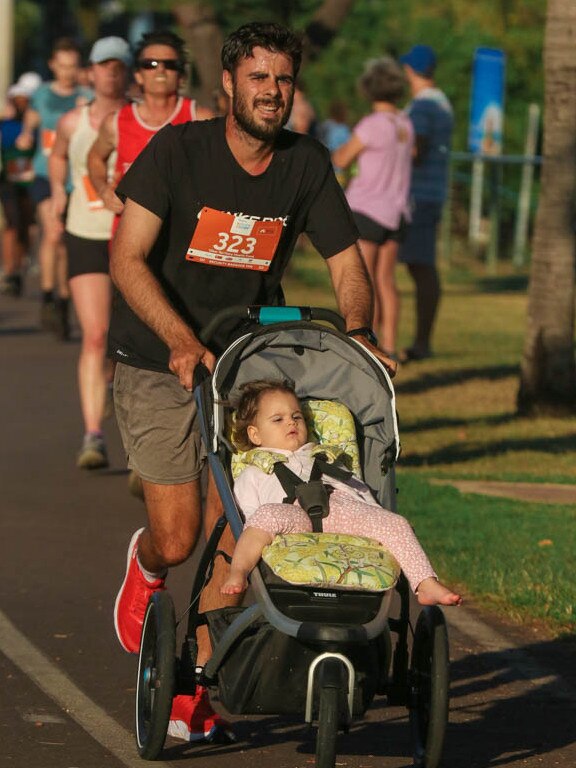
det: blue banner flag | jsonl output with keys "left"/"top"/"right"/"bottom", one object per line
{"left": 469, "top": 48, "right": 506, "bottom": 155}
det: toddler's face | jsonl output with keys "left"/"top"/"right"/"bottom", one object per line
{"left": 247, "top": 390, "right": 308, "bottom": 451}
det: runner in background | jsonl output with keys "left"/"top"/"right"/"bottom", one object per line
{"left": 87, "top": 29, "right": 213, "bottom": 229}
{"left": 16, "top": 38, "right": 92, "bottom": 339}
{"left": 49, "top": 37, "right": 131, "bottom": 469}
{"left": 0, "top": 73, "right": 41, "bottom": 297}
{"left": 88, "top": 29, "right": 213, "bottom": 496}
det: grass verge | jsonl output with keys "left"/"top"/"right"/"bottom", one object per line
{"left": 398, "top": 472, "right": 575, "bottom": 635}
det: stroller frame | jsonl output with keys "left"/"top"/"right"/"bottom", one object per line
{"left": 134, "top": 306, "right": 450, "bottom": 768}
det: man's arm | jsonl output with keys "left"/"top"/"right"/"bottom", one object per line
{"left": 110, "top": 198, "right": 216, "bottom": 389}
{"left": 87, "top": 111, "right": 124, "bottom": 214}
{"left": 15, "top": 106, "right": 40, "bottom": 150}
{"left": 326, "top": 244, "right": 397, "bottom": 376}
{"left": 48, "top": 110, "right": 76, "bottom": 224}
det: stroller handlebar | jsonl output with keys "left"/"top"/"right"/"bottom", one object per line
{"left": 198, "top": 305, "right": 346, "bottom": 345}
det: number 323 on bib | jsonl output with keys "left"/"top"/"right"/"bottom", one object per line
{"left": 186, "top": 207, "right": 283, "bottom": 272}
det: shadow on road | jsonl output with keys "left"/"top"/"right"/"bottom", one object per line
{"left": 156, "top": 634, "right": 576, "bottom": 767}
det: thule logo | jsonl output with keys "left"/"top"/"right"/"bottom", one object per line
{"left": 312, "top": 591, "right": 337, "bottom": 599}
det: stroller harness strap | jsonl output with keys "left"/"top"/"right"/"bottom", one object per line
{"left": 272, "top": 454, "right": 353, "bottom": 533}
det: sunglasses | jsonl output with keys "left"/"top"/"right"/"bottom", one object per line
{"left": 137, "top": 58, "right": 183, "bottom": 72}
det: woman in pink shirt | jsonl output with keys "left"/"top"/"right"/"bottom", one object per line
{"left": 333, "top": 57, "right": 414, "bottom": 357}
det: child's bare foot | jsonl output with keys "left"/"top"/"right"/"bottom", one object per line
{"left": 417, "top": 577, "right": 462, "bottom": 606}
{"left": 220, "top": 573, "right": 248, "bottom": 595}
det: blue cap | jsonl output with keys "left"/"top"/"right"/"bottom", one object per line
{"left": 400, "top": 45, "right": 437, "bottom": 77}
{"left": 89, "top": 36, "right": 132, "bottom": 67}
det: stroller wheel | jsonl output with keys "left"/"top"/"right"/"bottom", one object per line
{"left": 315, "top": 685, "right": 339, "bottom": 768}
{"left": 136, "top": 591, "right": 176, "bottom": 760}
{"left": 409, "top": 606, "right": 449, "bottom": 768}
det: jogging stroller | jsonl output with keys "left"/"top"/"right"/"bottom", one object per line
{"left": 135, "top": 306, "right": 450, "bottom": 768}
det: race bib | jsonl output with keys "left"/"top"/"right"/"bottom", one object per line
{"left": 186, "top": 207, "right": 283, "bottom": 271}
{"left": 42, "top": 129, "right": 56, "bottom": 156}
{"left": 82, "top": 174, "right": 104, "bottom": 210}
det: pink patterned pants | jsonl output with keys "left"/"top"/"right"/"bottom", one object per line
{"left": 246, "top": 489, "right": 436, "bottom": 593}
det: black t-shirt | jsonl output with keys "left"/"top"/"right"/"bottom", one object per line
{"left": 109, "top": 117, "right": 358, "bottom": 370}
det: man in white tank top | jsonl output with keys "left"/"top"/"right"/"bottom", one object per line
{"left": 48, "top": 37, "right": 131, "bottom": 469}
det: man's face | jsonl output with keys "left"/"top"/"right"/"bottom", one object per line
{"left": 134, "top": 44, "right": 183, "bottom": 96}
{"left": 90, "top": 59, "right": 128, "bottom": 99}
{"left": 224, "top": 46, "right": 295, "bottom": 141}
{"left": 49, "top": 50, "right": 81, "bottom": 88}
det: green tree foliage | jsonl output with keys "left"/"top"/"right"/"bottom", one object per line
{"left": 298, "top": 0, "right": 545, "bottom": 154}
{"left": 35, "top": 0, "right": 545, "bottom": 154}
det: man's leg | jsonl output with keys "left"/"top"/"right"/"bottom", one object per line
{"left": 112, "top": 362, "right": 235, "bottom": 741}
{"left": 70, "top": 271, "right": 111, "bottom": 469}
{"left": 140, "top": 480, "right": 202, "bottom": 570}
{"left": 196, "top": 470, "right": 241, "bottom": 666}
{"left": 407, "top": 262, "right": 441, "bottom": 356}
{"left": 399, "top": 202, "right": 442, "bottom": 360}
{"left": 114, "top": 480, "right": 202, "bottom": 653}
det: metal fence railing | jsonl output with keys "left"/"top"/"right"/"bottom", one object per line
{"left": 440, "top": 104, "right": 542, "bottom": 272}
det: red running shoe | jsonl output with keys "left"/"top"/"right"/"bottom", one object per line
{"left": 167, "top": 689, "right": 236, "bottom": 743}
{"left": 113, "top": 528, "right": 165, "bottom": 653}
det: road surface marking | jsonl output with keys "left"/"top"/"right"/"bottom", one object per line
{"left": 0, "top": 609, "right": 173, "bottom": 768}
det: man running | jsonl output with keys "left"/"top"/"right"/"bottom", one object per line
{"left": 110, "top": 21, "right": 395, "bottom": 742}
{"left": 16, "top": 38, "right": 91, "bottom": 338}
{"left": 49, "top": 37, "right": 131, "bottom": 469}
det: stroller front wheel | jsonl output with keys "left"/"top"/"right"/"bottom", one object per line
{"left": 409, "top": 605, "right": 449, "bottom": 768}
{"left": 136, "top": 590, "right": 176, "bottom": 760}
{"left": 315, "top": 685, "right": 339, "bottom": 768}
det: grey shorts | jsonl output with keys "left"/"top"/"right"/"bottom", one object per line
{"left": 113, "top": 363, "right": 206, "bottom": 484}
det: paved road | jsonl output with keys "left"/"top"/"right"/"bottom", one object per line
{"left": 1, "top": 286, "right": 575, "bottom": 768}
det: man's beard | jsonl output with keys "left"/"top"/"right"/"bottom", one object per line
{"left": 232, "top": 89, "right": 293, "bottom": 141}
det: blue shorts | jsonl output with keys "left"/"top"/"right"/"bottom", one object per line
{"left": 398, "top": 200, "right": 443, "bottom": 266}
{"left": 29, "top": 175, "right": 51, "bottom": 205}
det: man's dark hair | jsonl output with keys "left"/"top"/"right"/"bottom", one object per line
{"left": 134, "top": 30, "right": 187, "bottom": 71}
{"left": 51, "top": 37, "right": 82, "bottom": 57}
{"left": 221, "top": 22, "right": 302, "bottom": 78}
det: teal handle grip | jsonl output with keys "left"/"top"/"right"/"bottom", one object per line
{"left": 258, "top": 307, "right": 304, "bottom": 324}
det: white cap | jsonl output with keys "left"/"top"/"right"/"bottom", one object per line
{"left": 7, "top": 71, "right": 42, "bottom": 99}
{"left": 89, "top": 36, "right": 132, "bottom": 66}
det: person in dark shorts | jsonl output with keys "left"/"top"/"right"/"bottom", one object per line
{"left": 16, "top": 38, "right": 91, "bottom": 338}
{"left": 398, "top": 45, "right": 454, "bottom": 361}
{"left": 0, "top": 73, "right": 40, "bottom": 297}
{"left": 333, "top": 56, "right": 414, "bottom": 357}
{"left": 109, "top": 21, "right": 396, "bottom": 743}
{"left": 48, "top": 37, "right": 131, "bottom": 468}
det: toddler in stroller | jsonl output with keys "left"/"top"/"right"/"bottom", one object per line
{"left": 222, "top": 378, "right": 461, "bottom": 607}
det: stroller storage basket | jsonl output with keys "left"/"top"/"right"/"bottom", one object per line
{"left": 205, "top": 606, "right": 388, "bottom": 716}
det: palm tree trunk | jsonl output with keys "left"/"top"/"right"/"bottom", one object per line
{"left": 517, "top": 0, "right": 576, "bottom": 414}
